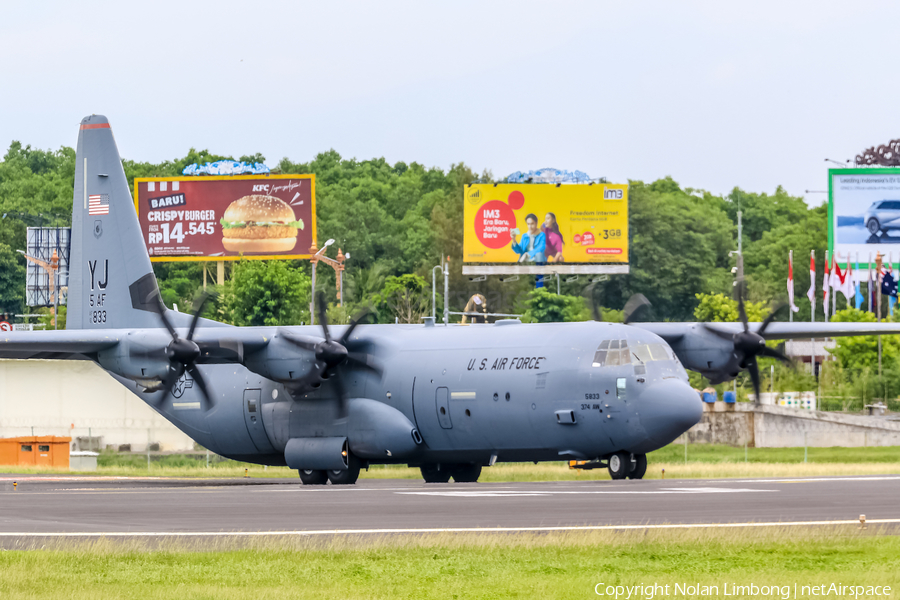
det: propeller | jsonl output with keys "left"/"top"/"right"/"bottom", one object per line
{"left": 623, "top": 293, "right": 651, "bottom": 325}
{"left": 585, "top": 283, "right": 651, "bottom": 325}
{"left": 702, "top": 279, "right": 793, "bottom": 401}
{"left": 280, "top": 292, "right": 382, "bottom": 418}
{"left": 139, "top": 292, "right": 215, "bottom": 410}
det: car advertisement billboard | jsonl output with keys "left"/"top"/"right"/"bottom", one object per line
{"left": 134, "top": 175, "right": 316, "bottom": 262}
{"left": 463, "top": 183, "right": 628, "bottom": 273}
{"left": 829, "top": 168, "right": 900, "bottom": 269}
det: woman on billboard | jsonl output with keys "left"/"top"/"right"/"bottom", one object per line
{"left": 510, "top": 213, "right": 547, "bottom": 262}
{"left": 542, "top": 212, "right": 565, "bottom": 263}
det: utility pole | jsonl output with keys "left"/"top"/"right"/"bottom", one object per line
{"left": 308, "top": 239, "right": 336, "bottom": 325}
{"left": 443, "top": 256, "right": 450, "bottom": 326}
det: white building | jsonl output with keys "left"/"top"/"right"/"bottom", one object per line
{"left": 0, "top": 359, "right": 195, "bottom": 452}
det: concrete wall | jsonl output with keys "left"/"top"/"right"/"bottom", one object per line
{"left": 678, "top": 402, "right": 900, "bottom": 448}
{"left": 0, "top": 359, "right": 195, "bottom": 452}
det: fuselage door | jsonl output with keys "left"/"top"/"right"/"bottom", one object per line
{"left": 436, "top": 387, "right": 452, "bottom": 429}
{"left": 243, "top": 388, "right": 276, "bottom": 453}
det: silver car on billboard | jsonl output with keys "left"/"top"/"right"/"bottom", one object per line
{"left": 864, "top": 200, "right": 900, "bottom": 235}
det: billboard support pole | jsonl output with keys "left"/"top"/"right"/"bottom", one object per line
{"left": 216, "top": 261, "right": 224, "bottom": 287}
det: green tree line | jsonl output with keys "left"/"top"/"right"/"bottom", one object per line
{"left": 7, "top": 139, "right": 898, "bottom": 404}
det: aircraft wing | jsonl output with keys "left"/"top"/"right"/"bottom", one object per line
{"left": 0, "top": 327, "right": 273, "bottom": 362}
{"left": 0, "top": 330, "right": 122, "bottom": 360}
{"left": 635, "top": 321, "right": 900, "bottom": 341}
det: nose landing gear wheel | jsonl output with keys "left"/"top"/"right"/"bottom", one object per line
{"left": 627, "top": 454, "right": 647, "bottom": 480}
{"left": 299, "top": 469, "right": 328, "bottom": 485}
{"left": 420, "top": 463, "right": 452, "bottom": 483}
{"left": 607, "top": 451, "right": 630, "bottom": 480}
{"left": 327, "top": 454, "right": 361, "bottom": 485}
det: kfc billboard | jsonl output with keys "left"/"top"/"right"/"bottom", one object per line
{"left": 134, "top": 175, "right": 316, "bottom": 262}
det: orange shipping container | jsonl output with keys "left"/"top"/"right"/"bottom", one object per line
{"left": 0, "top": 436, "right": 71, "bottom": 468}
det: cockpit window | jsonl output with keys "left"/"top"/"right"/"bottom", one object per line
{"left": 593, "top": 340, "right": 673, "bottom": 367}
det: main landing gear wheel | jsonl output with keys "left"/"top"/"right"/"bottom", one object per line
{"left": 451, "top": 463, "right": 482, "bottom": 483}
{"left": 327, "top": 454, "right": 361, "bottom": 485}
{"left": 299, "top": 469, "right": 328, "bottom": 485}
{"left": 868, "top": 218, "right": 881, "bottom": 235}
{"left": 607, "top": 451, "right": 630, "bottom": 480}
{"left": 627, "top": 454, "right": 647, "bottom": 480}
{"left": 420, "top": 463, "right": 452, "bottom": 483}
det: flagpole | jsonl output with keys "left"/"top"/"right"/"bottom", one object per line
{"left": 833, "top": 253, "right": 838, "bottom": 315}
{"left": 824, "top": 250, "right": 830, "bottom": 322}
{"left": 869, "top": 252, "right": 874, "bottom": 313}
{"left": 877, "top": 252, "right": 883, "bottom": 377}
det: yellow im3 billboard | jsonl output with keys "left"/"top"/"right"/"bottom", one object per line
{"left": 463, "top": 183, "right": 628, "bottom": 272}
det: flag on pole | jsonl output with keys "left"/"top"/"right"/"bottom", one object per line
{"left": 834, "top": 255, "right": 852, "bottom": 305}
{"left": 788, "top": 251, "right": 799, "bottom": 313}
{"left": 823, "top": 251, "right": 830, "bottom": 320}
{"left": 807, "top": 251, "right": 816, "bottom": 317}
{"left": 854, "top": 254, "right": 864, "bottom": 309}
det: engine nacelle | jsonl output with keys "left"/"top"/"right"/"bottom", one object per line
{"left": 243, "top": 334, "right": 320, "bottom": 385}
{"left": 95, "top": 331, "right": 173, "bottom": 383}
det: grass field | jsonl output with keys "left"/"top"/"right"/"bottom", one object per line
{"left": 1, "top": 527, "right": 898, "bottom": 599}
{"left": 3, "top": 444, "right": 899, "bottom": 480}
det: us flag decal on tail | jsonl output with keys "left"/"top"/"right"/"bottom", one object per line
{"left": 88, "top": 194, "right": 109, "bottom": 215}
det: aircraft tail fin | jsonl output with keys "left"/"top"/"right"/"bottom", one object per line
{"left": 67, "top": 115, "right": 164, "bottom": 330}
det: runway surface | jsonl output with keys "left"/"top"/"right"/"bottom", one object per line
{"left": 1, "top": 474, "right": 898, "bottom": 538}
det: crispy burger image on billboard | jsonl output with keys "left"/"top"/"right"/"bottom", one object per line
{"left": 134, "top": 175, "right": 316, "bottom": 261}
{"left": 220, "top": 195, "right": 303, "bottom": 253}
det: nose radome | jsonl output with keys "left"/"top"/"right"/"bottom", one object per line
{"left": 638, "top": 379, "right": 703, "bottom": 447}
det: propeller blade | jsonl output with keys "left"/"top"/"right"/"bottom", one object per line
{"left": 316, "top": 291, "right": 331, "bottom": 342}
{"left": 757, "top": 303, "right": 786, "bottom": 337}
{"left": 186, "top": 293, "right": 211, "bottom": 341}
{"left": 623, "top": 293, "right": 651, "bottom": 324}
{"left": 146, "top": 290, "right": 178, "bottom": 339}
{"left": 746, "top": 357, "right": 761, "bottom": 403}
{"left": 346, "top": 352, "right": 383, "bottom": 377}
{"left": 339, "top": 308, "right": 373, "bottom": 346}
{"left": 186, "top": 364, "right": 214, "bottom": 409}
{"left": 702, "top": 323, "right": 736, "bottom": 342}
{"left": 151, "top": 364, "right": 185, "bottom": 406}
{"left": 760, "top": 346, "right": 793, "bottom": 366}
{"left": 584, "top": 283, "right": 602, "bottom": 321}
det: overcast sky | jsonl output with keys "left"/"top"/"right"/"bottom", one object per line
{"left": 2, "top": 1, "right": 897, "bottom": 202}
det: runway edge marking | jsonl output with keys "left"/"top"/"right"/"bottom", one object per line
{"left": 3, "top": 519, "right": 900, "bottom": 537}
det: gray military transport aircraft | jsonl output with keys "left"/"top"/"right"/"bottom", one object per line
{"left": 3, "top": 115, "right": 900, "bottom": 485}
